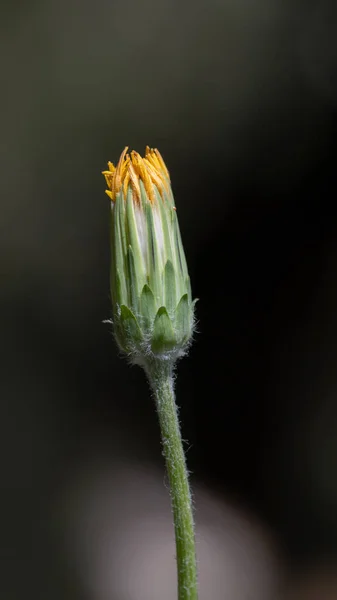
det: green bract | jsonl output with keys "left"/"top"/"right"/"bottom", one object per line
{"left": 106, "top": 150, "right": 195, "bottom": 364}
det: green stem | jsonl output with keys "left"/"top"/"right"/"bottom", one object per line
{"left": 146, "top": 359, "right": 198, "bottom": 600}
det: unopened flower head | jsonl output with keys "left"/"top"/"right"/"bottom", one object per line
{"left": 102, "top": 146, "right": 195, "bottom": 364}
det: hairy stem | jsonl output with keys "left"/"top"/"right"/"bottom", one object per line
{"left": 146, "top": 359, "right": 198, "bottom": 600}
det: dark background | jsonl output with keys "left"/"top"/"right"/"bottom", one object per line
{"left": 1, "top": 0, "right": 337, "bottom": 598}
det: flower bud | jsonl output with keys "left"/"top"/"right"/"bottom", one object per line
{"left": 102, "top": 146, "right": 196, "bottom": 364}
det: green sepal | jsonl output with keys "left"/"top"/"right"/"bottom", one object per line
{"left": 111, "top": 195, "right": 128, "bottom": 306}
{"left": 120, "top": 304, "right": 143, "bottom": 351}
{"left": 112, "top": 268, "right": 127, "bottom": 308}
{"left": 140, "top": 284, "right": 156, "bottom": 333}
{"left": 164, "top": 260, "right": 176, "bottom": 316}
{"left": 151, "top": 306, "right": 176, "bottom": 354}
{"left": 155, "top": 187, "right": 173, "bottom": 263}
{"left": 175, "top": 294, "right": 191, "bottom": 344}
{"left": 127, "top": 245, "right": 139, "bottom": 314}
{"left": 125, "top": 188, "right": 145, "bottom": 284}
{"left": 114, "top": 191, "right": 127, "bottom": 256}
{"left": 185, "top": 275, "right": 192, "bottom": 304}
{"left": 173, "top": 213, "right": 188, "bottom": 280}
{"left": 145, "top": 201, "right": 162, "bottom": 302}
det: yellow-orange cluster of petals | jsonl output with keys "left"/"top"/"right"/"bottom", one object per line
{"left": 102, "top": 146, "right": 170, "bottom": 204}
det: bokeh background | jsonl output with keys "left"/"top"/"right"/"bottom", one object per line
{"left": 1, "top": 0, "right": 337, "bottom": 598}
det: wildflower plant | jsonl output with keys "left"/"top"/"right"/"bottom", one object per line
{"left": 102, "top": 147, "right": 198, "bottom": 600}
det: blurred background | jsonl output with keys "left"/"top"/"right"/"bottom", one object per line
{"left": 1, "top": 0, "right": 337, "bottom": 598}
